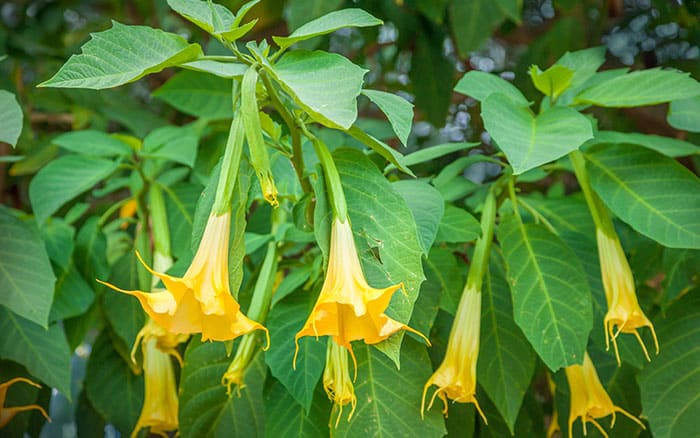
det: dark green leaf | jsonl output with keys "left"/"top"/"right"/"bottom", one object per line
{"left": 103, "top": 253, "right": 146, "bottom": 351}
{"left": 0, "top": 90, "right": 23, "bottom": 147}
{"left": 142, "top": 125, "right": 199, "bottom": 167}
{"left": 449, "top": 0, "right": 505, "bottom": 56}
{"left": 410, "top": 28, "right": 453, "bottom": 126}
{"left": 52, "top": 130, "right": 131, "bottom": 157}
{"left": 49, "top": 264, "right": 94, "bottom": 322}
{"left": 263, "top": 380, "right": 330, "bottom": 438}
{"left": 392, "top": 180, "right": 444, "bottom": 255}
{"left": 581, "top": 131, "right": 699, "bottom": 157}
{"left": 153, "top": 70, "right": 232, "bottom": 120}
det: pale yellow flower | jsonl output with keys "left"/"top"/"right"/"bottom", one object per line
{"left": 323, "top": 341, "right": 356, "bottom": 427}
{"left": 565, "top": 352, "right": 644, "bottom": 437}
{"left": 100, "top": 212, "right": 268, "bottom": 342}
{"left": 0, "top": 377, "right": 50, "bottom": 429}
{"left": 597, "top": 229, "right": 658, "bottom": 364}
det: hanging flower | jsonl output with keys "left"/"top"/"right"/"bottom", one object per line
{"left": 422, "top": 286, "right": 486, "bottom": 422}
{"left": 294, "top": 217, "right": 427, "bottom": 365}
{"left": 565, "top": 352, "right": 645, "bottom": 437}
{"left": 324, "top": 341, "right": 356, "bottom": 427}
{"left": 99, "top": 211, "right": 267, "bottom": 342}
{"left": 130, "top": 320, "right": 182, "bottom": 438}
{"left": 0, "top": 377, "right": 50, "bottom": 429}
{"left": 596, "top": 228, "right": 658, "bottom": 364}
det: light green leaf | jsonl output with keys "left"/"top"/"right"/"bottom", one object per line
{"left": 496, "top": 0, "right": 522, "bottom": 22}
{"left": 181, "top": 59, "right": 247, "bottom": 78}
{"left": 449, "top": 0, "right": 505, "bottom": 56}
{"left": 29, "top": 155, "right": 119, "bottom": 224}
{"left": 478, "top": 251, "right": 536, "bottom": 433}
{"left": 49, "top": 264, "right": 94, "bottom": 322}
{"left": 334, "top": 341, "right": 446, "bottom": 437}
{"left": 556, "top": 46, "right": 606, "bottom": 89}
{"left": 529, "top": 65, "right": 574, "bottom": 99}
{"left": 585, "top": 144, "right": 700, "bottom": 249}
{"left": 85, "top": 332, "right": 143, "bottom": 435}
{"left": 265, "top": 292, "right": 325, "bottom": 413}
{"left": 482, "top": 93, "right": 593, "bottom": 174}
{"left": 273, "top": 8, "right": 382, "bottom": 50}
{"left": 0, "top": 306, "right": 71, "bottom": 397}
{"left": 581, "top": 130, "right": 699, "bottom": 157}
{"left": 638, "top": 294, "right": 700, "bottom": 438}
{"left": 268, "top": 50, "right": 366, "bottom": 130}
{"left": 39, "top": 218, "right": 75, "bottom": 269}
{"left": 362, "top": 89, "right": 413, "bottom": 146}
{"left": 0, "top": 207, "right": 55, "bottom": 327}
{"left": 264, "top": 381, "right": 330, "bottom": 438}
{"left": 668, "top": 97, "right": 700, "bottom": 133}
{"left": 0, "top": 90, "right": 23, "bottom": 147}
{"left": 399, "top": 142, "right": 480, "bottom": 168}
{"left": 52, "top": 130, "right": 131, "bottom": 157}
{"left": 454, "top": 71, "right": 529, "bottom": 105}
{"left": 40, "top": 22, "right": 202, "bottom": 89}
{"left": 575, "top": 68, "right": 700, "bottom": 107}
{"left": 499, "top": 214, "right": 593, "bottom": 370}
{"left": 392, "top": 180, "right": 444, "bottom": 255}
{"left": 180, "top": 337, "right": 265, "bottom": 437}
{"left": 435, "top": 204, "right": 481, "bottom": 243}
{"left": 167, "top": 0, "right": 235, "bottom": 34}
{"left": 346, "top": 126, "right": 414, "bottom": 176}
{"left": 153, "top": 70, "right": 232, "bottom": 119}
{"left": 142, "top": 125, "right": 199, "bottom": 167}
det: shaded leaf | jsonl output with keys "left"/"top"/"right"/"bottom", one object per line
{"left": 668, "top": 96, "right": 700, "bottom": 133}
{"left": 392, "top": 180, "right": 444, "bottom": 255}
{"left": 153, "top": 70, "right": 232, "bottom": 120}
{"left": 0, "top": 90, "right": 23, "bottom": 147}
{"left": 435, "top": 204, "right": 481, "bottom": 244}
{"left": 52, "top": 130, "right": 131, "bottom": 157}
{"left": 362, "top": 89, "right": 413, "bottom": 146}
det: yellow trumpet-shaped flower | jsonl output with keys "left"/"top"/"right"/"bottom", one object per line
{"left": 294, "top": 217, "right": 427, "bottom": 365}
{"left": 0, "top": 377, "right": 50, "bottom": 429}
{"left": 596, "top": 229, "right": 658, "bottom": 365}
{"left": 99, "top": 212, "right": 267, "bottom": 342}
{"left": 422, "top": 286, "right": 486, "bottom": 422}
{"left": 565, "top": 352, "right": 644, "bottom": 437}
{"left": 324, "top": 341, "right": 357, "bottom": 427}
{"left": 131, "top": 321, "right": 181, "bottom": 438}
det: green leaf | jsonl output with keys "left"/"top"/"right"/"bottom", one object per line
{"left": 637, "top": 293, "right": 700, "bottom": 438}
{"left": 39, "top": 218, "right": 75, "bottom": 269}
{"left": 435, "top": 204, "right": 481, "bottom": 243}
{"left": 392, "top": 180, "right": 444, "bottom": 255}
{"left": 449, "top": 0, "right": 505, "bottom": 56}
{"left": 499, "top": 214, "right": 593, "bottom": 370}
{"left": 581, "top": 131, "right": 699, "bottom": 157}
{"left": 142, "top": 125, "right": 199, "bottom": 167}
{"left": 334, "top": 340, "right": 446, "bottom": 437}
{"left": 528, "top": 65, "right": 574, "bottom": 99}
{"left": 362, "top": 90, "right": 413, "bottom": 146}
{"left": 0, "top": 90, "right": 23, "bottom": 147}
{"left": 0, "top": 207, "right": 55, "bottom": 327}
{"left": 103, "top": 253, "right": 146, "bottom": 351}
{"left": 164, "top": 183, "right": 202, "bottom": 259}
{"left": 180, "top": 337, "right": 265, "bottom": 437}
{"left": 668, "top": 97, "right": 700, "bottom": 133}
{"left": 268, "top": 50, "right": 366, "bottom": 130}
{"left": 265, "top": 292, "right": 325, "bottom": 413}
{"left": 74, "top": 217, "right": 109, "bottom": 285}
{"left": 346, "top": 126, "right": 414, "bottom": 176}
{"left": 273, "top": 8, "right": 382, "bottom": 50}
{"left": 52, "top": 130, "right": 131, "bottom": 157}
{"left": 585, "top": 144, "right": 700, "bottom": 249}
{"left": 555, "top": 46, "right": 606, "bottom": 89}
{"left": 0, "top": 306, "right": 71, "bottom": 397}
{"left": 454, "top": 71, "right": 529, "bottom": 105}
{"left": 496, "top": 0, "right": 521, "bottom": 22}
{"left": 49, "top": 264, "right": 94, "bottom": 322}
{"left": 398, "top": 142, "right": 480, "bottom": 168}
{"left": 264, "top": 380, "right": 330, "bottom": 438}
{"left": 575, "top": 68, "right": 700, "bottom": 107}
{"left": 482, "top": 93, "right": 593, "bottom": 174}
{"left": 181, "top": 59, "right": 247, "bottom": 78}
{"left": 167, "top": 0, "right": 235, "bottom": 34}
{"left": 29, "top": 155, "right": 119, "bottom": 224}
{"left": 478, "top": 251, "right": 536, "bottom": 433}
{"left": 410, "top": 29, "right": 453, "bottom": 126}
{"left": 153, "top": 70, "right": 232, "bottom": 120}
{"left": 661, "top": 249, "right": 699, "bottom": 308}
{"left": 40, "top": 22, "right": 202, "bottom": 89}
{"left": 423, "top": 247, "right": 464, "bottom": 315}
{"left": 85, "top": 332, "right": 143, "bottom": 435}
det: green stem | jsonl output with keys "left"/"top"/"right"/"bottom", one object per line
{"left": 149, "top": 185, "right": 171, "bottom": 257}
{"left": 465, "top": 188, "right": 497, "bottom": 291}
{"left": 570, "top": 150, "right": 614, "bottom": 234}
{"left": 212, "top": 83, "right": 245, "bottom": 215}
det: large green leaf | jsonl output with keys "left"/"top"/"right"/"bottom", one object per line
{"left": 29, "top": 155, "right": 119, "bottom": 224}
{"left": 85, "top": 332, "right": 143, "bottom": 435}
{"left": 482, "top": 93, "right": 593, "bottom": 174}
{"left": 167, "top": 0, "right": 235, "bottom": 34}
{"left": 0, "top": 306, "right": 71, "bottom": 397}
{"left": 273, "top": 8, "right": 381, "bottom": 50}
{"left": 499, "top": 214, "right": 593, "bottom": 370}
{"left": 0, "top": 90, "right": 23, "bottom": 147}
{"left": 313, "top": 148, "right": 425, "bottom": 366}
{"left": 556, "top": 46, "right": 607, "bottom": 89}
{"left": 478, "top": 251, "right": 536, "bottom": 433}
{"left": 585, "top": 144, "right": 700, "bottom": 249}
{"left": 454, "top": 71, "right": 529, "bottom": 105}
{"left": 39, "top": 218, "right": 75, "bottom": 270}
{"left": 575, "top": 68, "right": 700, "bottom": 107}
{"left": 667, "top": 96, "right": 700, "bottom": 133}
{"left": 49, "top": 264, "right": 94, "bottom": 322}
{"left": 263, "top": 381, "right": 330, "bottom": 438}
{"left": 180, "top": 337, "right": 265, "bottom": 438}
{"left": 334, "top": 340, "right": 446, "bottom": 437}
{"left": 637, "top": 294, "right": 700, "bottom": 438}
{"left": 362, "top": 89, "right": 413, "bottom": 146}
{"left": 435, "top": 204, "right": 481, "bottom": 244}
{"left": 0, "top": 207, "right": 55, "bottom": 327}
{"left": 449, "top": 0, "right": 505, "bottom": 56}
{"left": 581, "top": 131, "right": 699, "bottom": 157}
{"left": 103, "top": 253, "right": 146, "bottom": 351}
{"left": 392, "top": 180, "right": 444, "bottom": 255}
{"left": 142, "top": 124, "right": 199, "bottom": 167}
{"left": 153, "top": 70, "right": 232, "bottom": 119}
{"left": 40, "top": 22, "right": 202, "bottom": 89}
{"left": 52, "top": 130, "right": 131, "bottom": 157}
{"left": 268, "top": 50, "right": 366, "bottom": 130}
{"left": 265, "top": 292, "right": 325, "bottom": 413}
